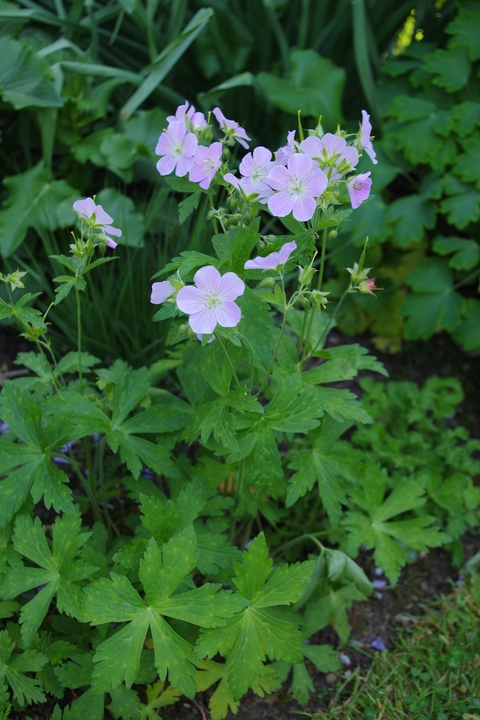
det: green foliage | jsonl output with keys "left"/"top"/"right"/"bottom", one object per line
{"left": 333, "top": 2, "right": 480, "bottom": 351}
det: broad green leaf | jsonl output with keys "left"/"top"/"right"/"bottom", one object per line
{"left": 257, "top": 49, "right": 345, "bottom": 127}
{"left": 386, "top": 195, "right": 436, "bottom": 247}
{"left": 403, "top": 261, "right": 465, "bottom": 339}
{"left": 236, "top": 287, "right": 276, "bottom": 371}
{"left": 440, "top": 184, "right": 480, "bottom": 229}
{"left": 343, "top": 462, "right": 448, "bottom": 584}
{"left": 446, "top": 1, "right": 480, "bottom": 61}
{"left": 454, "top": 137, "right": 480, "bottom": 187}
{"left": 84, "top": 530, "right": 244, "bottom": 697}
{"left": 433, "top": 235, "right": 480, "bottom": 270}
{"left": 0, "top": 36, "right": 63, "bottom": 109}
{"left": 266, "top": 373, "right": 324, "bottom": 433}
{"left": 196, "top": 659, "right": 239, "bottom": 720}
{"left": 424, "top": 45, "right": 471, "bottom": 92}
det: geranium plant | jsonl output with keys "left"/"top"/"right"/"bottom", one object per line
{"left": 0, "top": 103, "right": 454, "bottom": 719}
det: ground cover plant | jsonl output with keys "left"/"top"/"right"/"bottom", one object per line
{"left": 305, "top": 570, "right": 480, "bottom": 720}
{"left": 0, "top": 99, "right": 479, "bottom": 720}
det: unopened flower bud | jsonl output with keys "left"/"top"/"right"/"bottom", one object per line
{"left": 298, "top": 265, "right": 316, "bottom": 286}
{"left": 179, "top": 324, "right": 189, "bottom": 334}
{"left": 170, "top": 278, "right": 184, "bottom": 292}
{"left": 357, "top": 278, "right": 380, "bottom": 296}
{"left": 228, "top": 197, "right": 238, "bottom": 212}
{"left": 328, "top": 230, "right": 337, "bottom": 240}
{"left": 310, "top": 290, "right": 330, "bottom": 309}
{"left": 258, "top": 277, "right": 276, "bottom": 288}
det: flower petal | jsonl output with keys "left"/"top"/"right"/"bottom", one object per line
{"left": 151, "top": 281, "right": 174, "bottom": 304}
{"left": 219, "top": 272, "right": 245, "bottom": 301}
{"left": 193, "top": 266, "right": 222, "bottom": 294}
{"left": 188, "top": 308, "right": 218, "bottom": 334}
{"left": 213, "top": 301, "right": 241, "bottom": 328}
{"left": 176, "top": 285, "right": 206, "bottom": 314}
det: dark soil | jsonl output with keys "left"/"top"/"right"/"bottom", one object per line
{"left": 1, "top": 326, "right": 479, "bottom": 720}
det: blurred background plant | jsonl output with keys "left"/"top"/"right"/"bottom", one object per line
{"left": 1, "top": 0, "right": 475, "bottom": 364}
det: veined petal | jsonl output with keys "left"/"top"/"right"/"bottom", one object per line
{"left": 188, "top": 308, "right": 218, "bottom": 334}
{"left": 219, "top": 272, "right": 245, "bottom": 301}
{"left": 213, "top": 301, "right": 241, "bottom": 328}
{"left": 157, "top": 155, "right": 177, "bottom": 176}
{"left": 176, "top": 285, "right": 206, "bottom": 314}
{"left": 287, "top": 153, "right": 313, "bottom": 177}
{"left": 292, "top": 195, "right": 316, "bottom": 222}
{"left": 73, "top": 197, "right": 96, "bottom": 218}
{"left": 268, "top": 191, "right": 295, "bottom": 218}
{"left": 266, "top": 165, "right": 289, "bottom": 191}
{"left": 193, "top": 265, "right": 222, "bottom": 294}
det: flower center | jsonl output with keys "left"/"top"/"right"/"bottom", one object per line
{"left": 287, "top": 176, "right": 306, "bottom": 197}
{"left": 171, "top": 141, "right": 185, "bottom": 157}
{"left": 204, "top": 292, "right": 222, "bottom": 309}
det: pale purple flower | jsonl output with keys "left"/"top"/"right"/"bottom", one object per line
{"left": 176, "top": 266, "right": 244, "bottom": 334}
{"left": 348, "top": 172, "right": 372, "bottom": 209}
{"left": 72, "top": 197, "right": 122, "bottom": 248}
{"left": 276, "top": 130, "right": 296, "bottom": 165}
{"left": 189, "top": 142, "right": 223, "bottom": 189}
{"left": 167, "top": 101, "right": 207, "bottom": 131}
{"left": 360, "top": 110, "right": 377, "bottom": 164}
{"left": 155, "top": 120, "right": 198, "bottom": 177}
{"left": 372, "top": 579, "right": 387, "bottom": 590}
{"left": 245, "top": 241, "right": 297, "bottom": 270}
{"left": 151, "top": 281, "right": 174, "bottom": 304}
{"left": 212, "top": 107, "right": 250, "bottom": 149}
{"left": 301, "top": 134, "right": 359, "bottom": 178}
{"left": 266, "top": 153, "right": 328, "bottom": 222}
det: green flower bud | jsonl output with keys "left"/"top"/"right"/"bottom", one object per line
{"left": 298, "top": 265, "right": 316, "bottom": 286}
{"left": 258, "top": 277, "right": 276, "bottom": 288}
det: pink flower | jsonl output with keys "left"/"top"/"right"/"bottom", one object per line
{"left": 189, "top": 142, "right": 223, "bottom": 189}
{"left": 176, "top": 266, "right": 244, "bottom": 334}
{"left": 167, "top": 101, "right": 207, "bottom": 131}
{"left": 150, "top": 281, "right": 174, "bottom": 304}
{"left": 348, "top": 172, "right": 372, "bottom": 209}
{"left": 155, "top": 120, "right": 198, "bottom": 177}
{"left": 212, "top": 107, "right": 250, "bottom": 149}
{"left": 72, "top": 197, "right": 122, "bottom": 248}
{"left": 266, "top": 153, "right": 328, "bottom": 222}
{"left": 360, "top": 110, "right": 377, "bottom": 164}
{"left": 276, "top": 130, "right": 296, "bottom": 165}
{"left": 245, "top": 241, "right": 297, "bottom": 270}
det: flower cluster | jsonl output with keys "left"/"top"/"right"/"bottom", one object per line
{"left": 155, "top": 102, "right": 377, "bottom": 222}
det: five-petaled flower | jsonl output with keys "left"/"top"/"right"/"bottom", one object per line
{"left": 245, "top": 241, "right": 297, "bottom": 271}
{"left": 155, "top": 120, "right": 198, "bottom": 177}
{"left": 189, "top": 142, "right": 223, "bottom": 189}
{"left": 212, "top": 107, "right": 250, "bottom": 149}
{"left": 359, "top": 110, "right": 377, "bottom": 164}
{"left": 347, "top": 172, "right": 372, "bottom": 209}
{"left": 72, "top": 197, "right": 122, "bottom": 248}
{"left": 176, "top": 266, "right": 244, "bottom": 334}
{"left": 266, "top": 153, "right": 328, "bottom": 222}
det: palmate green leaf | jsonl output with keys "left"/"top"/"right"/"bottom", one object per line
{"left": 303, "top": 584, "right": 366, "bottom": 644}
{"left": 286, "top": 417, "right": 362, "bottom": 523}
{"left": 266, "top": 373, "right": 324, "bottom": 434}
{"left": 84, "top": 529, "right": 245, "bottom": 697}
{"left": 196, "top": 534, "right": 314, "bottom": 700}
{"left": 403, "top": 260, "right": 465, "bottom": 339}
{"left": 0, "top": 630, "right": 47, "bottom": 706}
{"left": 433, "top": 236, "right": 480, "bottom": 270}
{"left": 0, "top": 162, "right": 78, "bottom": 257}
{"left": 343, "top": 463, "right": 448, "bottom": 584}
{"left": 196, "top": 659, "right": 240, "bottom": 720}
{"left": 0, "top": 385, "right": 75, "bottom": 527}
{"left": 454, "top": 137, "right": 480, "bottom": 188}
{"left": 0, "top": 514, "right": 94, "bottom": 645}
{"left": 424, "top": 45, "right": 471, "bottom": 92}
{"left": 388, "top": 98, "right": 454, "bottom": 165}
{"left": 446, "top": 0, "right": 480, "bottom": 61}
{"left": 452, "top": 101, "right": 480, "bottom": 137}
{"left": 440, "top": 184, "right": 480, "bottom": 229}
{"left": 386, "top": 194, "right": 436, "bottom": 247}
{"left": 287, "top": 643, "right": 341, "bottom": 706}
{"left": 197, "top": 399, "right": 239, "bottom": 453}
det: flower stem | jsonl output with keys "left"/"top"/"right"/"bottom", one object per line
{"left": 215, "top": 334, "right": 241, "bottom": 390}
{"left": 255, "top": 276, "right": 288, "bottom": 399}
{"left": 302, "top": 287, "right": 350, "bottom": 367}
{"left": 75, "top": 286, "right": 82, "bottom": 385}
